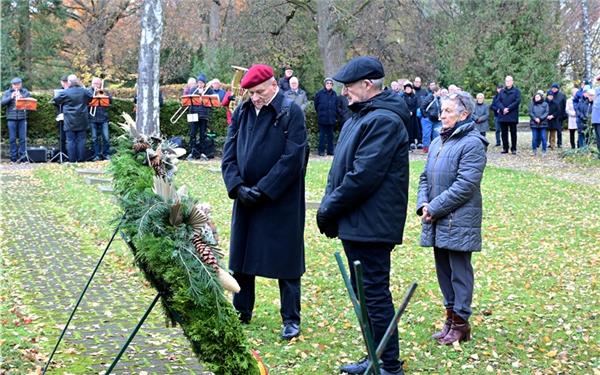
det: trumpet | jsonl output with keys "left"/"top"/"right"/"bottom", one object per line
{"left": 89, "top": 79, "right": 106, "bottom": 117}
{"left": 169, "top": 79, "right": 219, "bottom": 124}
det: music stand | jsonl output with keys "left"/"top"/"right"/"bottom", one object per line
{"left": 13, "top": 98, "right": 38, "bottom": 164}
{"left": 49, "top": 114, "right": 68, "bottom": 163}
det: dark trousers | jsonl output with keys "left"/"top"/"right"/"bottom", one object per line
{"left": 232, "top": 273, "right": 301, "bottom": 324}
{"left": 595, "top": 124, "right": 600, "bottom": 159}
{"left": 557, "top": 127, "right": 563, "bottom": 147}
{"left": 433, "top": 247, "right": 474, "bottom": 321}
{"left": 188, "top": 118, "right": 208, "bottom": 158}
{"left": 57, "top": 121, "right": 67, "bottom": 155}
{"left": 318, "top": 123, "right": 335, "bottom": 155}
{"left": 569, "top": 129, "right": 577, "bottom": 149}
{"left": 494, "top": 118, "right": 501, "bottom": 146}
{"left": 342, "top": 240, "right": 402, "bottom": 372}
{"left": 7, "top": 119, "right": 27, "bottom": 162}
{"left": 91, "top": 121, "right": 110, "bottom": 158}
{"left": 66, "top": 129, "right": 88, "bottom": 162}
{"left": 500, "top": 121, "right": 518, "bottom": 152}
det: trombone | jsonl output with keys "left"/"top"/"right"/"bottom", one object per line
{"left": 170, "top": 79, "right": 219, "bottom": 124}
{"left": 89, "top": 79, "right": 105, "bottom": 117}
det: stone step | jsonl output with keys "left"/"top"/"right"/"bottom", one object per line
{"left": 85, "top": 176, "right": 113, "bottom": 185}
{"left": 98, "top": 185, "right": 114, "bottom": 194}
{"left": 75, "top": 168, "right": 108, "bottom": 175}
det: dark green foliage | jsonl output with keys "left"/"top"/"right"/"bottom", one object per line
{"left": 109, "top": 137, "right": 259, "bottom": 375}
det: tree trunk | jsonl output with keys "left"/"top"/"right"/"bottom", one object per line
{"left": 316, "top": 0, "right": 346, "bottom": 77}
{"left": 581, "top": 0, "right": 591, "bottom": 82}
{"left": 17, "top": 0, "right": 32, "bottom": 82}
{"left": 136, "top": 0, "right": 164, "bottom": 136}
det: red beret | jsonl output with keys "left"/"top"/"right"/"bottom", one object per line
{"left": 240, "top": 64, "right": 274, "bottom": 89}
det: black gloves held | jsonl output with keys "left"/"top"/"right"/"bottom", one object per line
{"left": 236, "top": 185, "right": 265, "bottom": 208}
{"left": 316, "top": 208, "right": 338, "bottom": 239}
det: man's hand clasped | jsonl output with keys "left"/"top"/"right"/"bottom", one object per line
{"left": 316, "top": 208, "right": 338, "bottom": 238}
{"left": 236, "top": 185, "right": 265, "bottom": 208}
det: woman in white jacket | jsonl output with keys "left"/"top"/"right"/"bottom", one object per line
{"left": 566, "top": 88, "right": 578, "bottom": 149}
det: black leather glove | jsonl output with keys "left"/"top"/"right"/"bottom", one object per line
{"left": 316, "top": 208, "right": 338, "bottom": 238}
{"left": 249, "top": 186, "right": 266, "bottom": 204}
{"left": 229, "top": 95, "right": 236, "bottom": 103}
{"left": 236, "top": 185, "right": 259, "bottom": 208}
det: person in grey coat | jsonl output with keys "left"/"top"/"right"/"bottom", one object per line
{"left": 1, "top": 77, "right": 31, "bottom": 162}
{"left": 529, "top": 92, "right": 549, "bottom": 155}
{"left": 473, "top": 93, "right": 489, "bottom": 136}
{"left": 416, "top": 91, "right": 488, "bottom": 345}
{"left": 284, "top": 76, "right": 308, "bottom": 112}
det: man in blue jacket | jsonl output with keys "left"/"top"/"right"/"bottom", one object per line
{"left": 495, "top": 75, "right": 521, "bottom": 154}
{"left": 317, "top": 56, "right": 410, "bottom": 375}
{"left": 314, "top": 77, "right": 338, "bottom": 155}
{"left": 1, "top": 77, "right": 31, "bottom": 163}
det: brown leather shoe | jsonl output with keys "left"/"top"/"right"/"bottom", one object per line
{"left": 431, "top": 308, "right": 453, "bottom": 340}
{"left": 437, "top": 313, "right": 470, "bottom": 345}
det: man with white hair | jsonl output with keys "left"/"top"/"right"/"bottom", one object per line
{"left": 284, "top": 76, "right": 308, "bottom": 112}
{"left": 54, "top": 74, "right": 93, "bottom": 162}
{"left": 495, "top": 75, "right": 522, "bottom": 154}
{"left": 88, "top": 77, "right": 112, "bottom": 161}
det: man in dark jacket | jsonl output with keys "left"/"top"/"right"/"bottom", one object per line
{"left": 314, "top": 77, "right": 338, "bottom": 155}
{"left": 88, "top": 77, "right": 112, "bottom": 161}
{"left": 420, "top": 85, "right": 442, "bottom": 153}
{"left": 186, "top": 74, "right": 214, "bottom": 160}
{"left": 278, "top": 66, "right": 294, "bottom": 92}
{"left": 317, "top": 56, "right": 410, "bottom": 375}
{"left": 490, "top": 84, "right": 503, "bottom": 147}
{"left": 222, "top": 64, "right": 307, "bottom": 341}
{"left": 495, "top": 75, "right": 521, "bottom": 154}
{"left": 1, "top": 77, "right": 31, "bottom": 163}
{"left": 550, "top": 83, "right": 566, "bottom": 148}
{"left": 54, "top": 75, "right": 92, "bottom": 162}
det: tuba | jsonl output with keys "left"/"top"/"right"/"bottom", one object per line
{"left": 229, "top": 66, "right": 248, "bottom": 111}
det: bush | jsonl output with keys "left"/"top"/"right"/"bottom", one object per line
{"left": 1, "top": 93, "right": 321, "bottom": 153}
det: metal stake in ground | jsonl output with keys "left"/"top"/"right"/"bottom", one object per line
{"left": 42, "top": 217, "right": 123, "bottom": 374}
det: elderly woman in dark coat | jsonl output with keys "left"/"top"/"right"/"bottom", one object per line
{"left": 416, "top": 91, "right": 488, "bottom": 345}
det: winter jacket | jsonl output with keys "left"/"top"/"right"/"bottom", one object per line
{"left": 528, "top": 100, "right": 549, "bottom": 128}
{"left": 553, "top": 90, "right": 567, "bottom": 121}
{"left": 575, "top": 98, "right": 592, "bottom": 129}
{"left": 314, "top": 88, "right": 338, "bottom": 126}
{"left": 337, "top": 95, "right": 352, "bottom": 127}
{"left": 278, "top": 76, "right": 291, "bottom": 92}
{"left": 53, "top": 85, "right": 93, "bottom": 132}
{"left": 1, "top": 88, "right": 31, "bottom": 120}
{"left": 319, "top": 90, "right": 410, "bottom": 244}
{"left": 473, "top": 102, "right": 490, "bottom": 132}
{"left": 566, "top": 98, "right": 577, "bottom": 130}
{"left": 592, "top": 88, "right": 600, "bottom": 124}
{"left": 495, "top": 86, "right": 521, "bottom": 123}
{"left": 417, "top": 120, "right": 488, "bottom": 252}
{"left": 421, "top": 94, "right": 441, "bottom": 122}
{"left": 285, "top": 89, "right": 308, "bottom": 112}
{"left": 546, "top": 98, "right": 561, "bottom": 130}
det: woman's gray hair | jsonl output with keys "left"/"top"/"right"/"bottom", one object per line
{"left": 442, "top": 90, "right": 475, "bottom": 115}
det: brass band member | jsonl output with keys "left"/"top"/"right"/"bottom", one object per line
{"left": 1, "top": 77, "right": 31, "bottom": 163}
{"left": 88, "top": 77, "right": 112, "bottom": 161}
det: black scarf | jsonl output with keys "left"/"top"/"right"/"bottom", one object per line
{"left": 439, "top": 118, "right": 470, "bottom": 143}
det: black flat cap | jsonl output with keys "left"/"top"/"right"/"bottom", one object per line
{"left": 333, "top": 56, "right": 384, "bottom": 84}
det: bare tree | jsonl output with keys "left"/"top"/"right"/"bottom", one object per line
{"left": 582, "top": 0, "right": 592, "bottom": 81}
{"left": 136, "top": 0, "right": 163, "bottom": 135}
{"left": 316, "top": 0, "right": 346, "bottom": 77}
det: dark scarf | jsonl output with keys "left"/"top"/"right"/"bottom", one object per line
{"left": 439, "top": 118, "right": 471, "bottom": 143}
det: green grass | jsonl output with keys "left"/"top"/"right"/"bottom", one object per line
{"left": 1, "top": 158, "right": 599, "bottom": 374}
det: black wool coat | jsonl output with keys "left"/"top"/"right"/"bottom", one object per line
{"left": 319, "top": 90, "right": 410, "bottom": 244}
{"left": 314, "top": 88, "right": 338, "bottom": 126}
{"left": 54, "top": 86, "right": 92, "bottom": 132}
{"left": 221, "top": 90, "right": 307, "bottom": 279}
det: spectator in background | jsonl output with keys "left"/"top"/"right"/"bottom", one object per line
{"left": 550, "top": 83, "right": 566, "bottom": 148}
{"left": 1, "top": 77, "right": 30, "bottom": 163}
{"left": 592, "top": 77, "right": 600, "bottom": 158}
{"left": 473, "top": 93, "right": 489, "bottom": 137}
{"left": 566, "top": 88, "right": 578, "bottom": 149}
{"left": 545, "top": 90, "right": 560, "bottom": 149}
{"left": 285, "top": 77, "right": 308, "bottom": 112}
{"left": 54, "top": 74, "right": 92, "bottom": 162}
{"left": 529, "top": 91, "right": 549, "bottom": 156}
{"left": 448, "top": 84, "right": 459, "bottom": 94}
{"left": 413, "top": 77, "right": 428, "bottom": 100}
{"left": 573, "top": 79, "right": 591, "bottom": 106}
{"left": 390, "top": 81, "right": 401, "bottom": 94}
{"left": 575, "top": 88, "right": 593, "bottom": 148}
{"left": 420, "top": 85, "right": 442, "bottom": 153}
{"left": 490, "top": 84, "right": 503, "bottom": 147}
{"left": 496, "top": 75, "right": 521, "bottom": 154}
{"left": 402, "top": 82, "right": 420, "bottom": 150}
{"left": 278, "top": 66, "right": 294, "bottom": 92}
{"left": 211, "top": 79, "right": 226, "bottom": 101}
{"left": 314, "top": 77, "right": 337, "bottom": 156}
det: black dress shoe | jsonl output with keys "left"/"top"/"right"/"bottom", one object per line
{"left": 238, "top": 313, "right": 251, "bottom": 325}
{"left": 340, "top": 357, "right": 371, "bottom": 374}
{"left": 500, "top": 150, "right": 509, "bottom": 154}
{"left": 281, "top": 322, "right": 300, "bottom": 340}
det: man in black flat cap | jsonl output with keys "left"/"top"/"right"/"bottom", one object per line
{"left": 316, "top": 56, "right": 410, "bottom": 375}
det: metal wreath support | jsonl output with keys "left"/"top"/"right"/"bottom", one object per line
{"left": 335, "top": 252, "right": 418, "bottom": 375}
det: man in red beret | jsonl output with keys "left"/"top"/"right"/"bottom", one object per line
{"left": 222, "top": 64, "right": 308, "bottom": 340}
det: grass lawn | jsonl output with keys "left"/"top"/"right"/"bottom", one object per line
{"left": 1, "top": 157, "right": 599, "bottom": 374}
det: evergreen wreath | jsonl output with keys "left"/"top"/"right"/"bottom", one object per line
{"left": 109, "top": 114, "right": 267, "bottom": 375}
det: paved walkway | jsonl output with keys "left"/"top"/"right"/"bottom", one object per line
{"left": 0, "top": 165, "right": 208, "bottom": 374}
